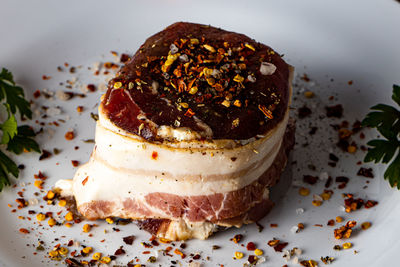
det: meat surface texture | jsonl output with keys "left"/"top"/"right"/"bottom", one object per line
{"left": 55, "top": 22, "right": 295, "bottom": 240}
{"left": 103, "top": 22, "right": 290, "bottom": 141}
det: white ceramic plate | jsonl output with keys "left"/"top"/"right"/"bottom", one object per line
{"left": 0, "top": 0, "right": 399, "bottom": 266}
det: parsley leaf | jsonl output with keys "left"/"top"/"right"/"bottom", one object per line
{"left": 0, "top": 68, "right": 32, "bottom": 119}
{"left": 7, "top": 125, "right": 41, "bottom": 154}
{"left": 0, "top": 150, "right": 19, "bottom": 192}
{"left": 362, "top": 84, "right": 400, "bottom": 188}
{"left": 0, "top": 68, "right": 40, "bottom": 191}
{"left": 0, "top": 104, "right": 18, "bottom": 144}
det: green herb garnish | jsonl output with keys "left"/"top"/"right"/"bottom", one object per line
{"left": 362, "top": 84, "right": 400, "bottom": 188}
{"left": 0, "top": 68, "right": 40, "bottom": 191}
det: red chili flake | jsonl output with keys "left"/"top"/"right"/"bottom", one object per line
{"left": 104, "top": 62, "right": 113, "bottom": 69}
{"left": 151, "top": 151, "right": 158, "bottom": 160}
{"left": 329, "top": 153, "right": 339, "bottom": 162}
{"left": 184, "top": 108, "right": 195, "bottom": 117}
{"left": 357, "top": 167, "right": 374, "bottom": 178}
{"left": 246, "top": 242, "right": 256, "bottom": 251}
{"left": 19, "top": 228, "right": 30, "bottom": 234}
{"left": 326, "top": 104, "right": 343, "bottom": 118}
{"left": 151, "top": 240, "right": 159, "bottom": 246}
{"left": 336, "top": 176, "right": 349, "bottom": 183}
{"left": 328, "top": 162, "right": 337, "bottom": 167}
{"left": 248, "top": 255, "right": 258, "bottom": 264}
{"left": 325, "top": 176, "right": 333, "bottom": 188}
{"left": 303, "top": 175, "right": 318, "bottom": 185}
{"left": 270, "top": 223, "right": 278, "bottom": 228}
{"left": 193, "top": 254, "right": 201, "bottom": 260}
{"left": 231, "top": 234, "right": 243, "bottom": 244}
{"left": 141, "top": 242, "right": 152, "bottom": 248}
{"left": 16, "top": 198, "right": 27, "bottom": 209}
{"left": 82, "top": 176, "right": 89, "bottom": 186}
{"left": 348, "top": 80, "right": 353, "bottom": 85}
{"left": 120, "top": 54, "right": 130, "bottom": 63}
{"left": 301, "top": 73, "right": 310, "bottom": 82}
{"left": 309, "top": 126, "right": 318, "bottom": 135}
{"left": 334, "top": 221, "right": 356, "bottom": 239}
{"left": 71, "top": 160, "right": 80, "bottom": 167}
{"left": 255, "top": 222, "right": 264, "bottom": 232}
{"left": 42, "top": 75, "right": 51, "bottom": 80}
{"left": 352, "top": 120, "right": 362, "bottom": 132}
{"left": 114, "top": 246, "right": 125, "bottom": 256}
{"left": 344, "top": 195, "right": 365, "bottom": 212}
{"left": 34, "top": 171, "right": 47, "bottom": 180}
{"left": 142, "top": 251, "right": 151, "bottom": 254}
{"left": 65, "top": 131, "right": 75, "bottom": 140}
{"left": 258, "top": 104, "right": 274, "bottom": 119}
{"left": 174, "top": 248, "right": 186, "bottom": 259}
{"left": 364, "top": 200, "right": 378, "bottom": 209}
{"left": 67, "top": 240, "right": 74, "bottom": 246}
{"left": 298, "top": 105, "right": 312, "bottom": 119}
{"left": 123, "top": 235, "right": 135, "bottom": 245}
{"left": 87, "top": 84, "right": 96, "bottom": 92}
{"left": 267, "top": 239, "right": 280, "bottom": 247}
{"left": 39, "top": 150, "right": 52, "bottom": 161}
{"left": 33, "top": 90, "right": 41, "bottom": 98}
{"left": 273, "top": 242, "right": 288, "bottom": 252}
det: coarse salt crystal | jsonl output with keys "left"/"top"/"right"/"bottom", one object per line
{"left": 293, "top": 247, "right": 302, "bottom": 255}
{"left": 92, "top": 62, "right": 101, "bottom": 71}
{"left": 28, "top": 198, "right": 38, "bottom": 206}
{"left": 313, "top": 194, "right": 323, "bottom": 202}
{"left": 319, "top": 171, "right": 329, "bottom": 180}
{"left": 257, "top": 256, "right": 266, "bottom": 264}
{"left": 46, "top": 106, "right": 61, "bottom": 116}
{"left": 282, "top": 250, "right": 290, "bottom": 261}
{"left": 291, "top": 179, "right": 303, "bottom": 187}
{"left": 151, "top": 81, "right": 159, "bottom": 94}
{"left": 80, "top": 84, "right": 88, "bottom": 93}
{"left": 56, "top": 90, "right": 73, "bottom": 101}
{"left": 46, "top": 128, "right": 55, "bottom": 138}
{"left": 170, "top": 43, "right": 179, "bottom": 54}
{"left": 179, "top": 54, "right": 189, "bottom": 62}
{"left": 296, "top": 208, "right": 304, "bottom": 214}
{"left": 247, "top": 74, "right": 256, "bottom": 83}
{"left": 290, "top": 225, "right": 299, "bottom": 234}
{"left": 292, "top": 256, "right": 299, "bottom": 264}
{"left": 260, "top": 62, "right": 276, "bottom": 75}
{"left": 212, "top": 69, "right": 222, "bottom": 79}
{"left": 98, "top": 83, "right": 107, "bottom": 92}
